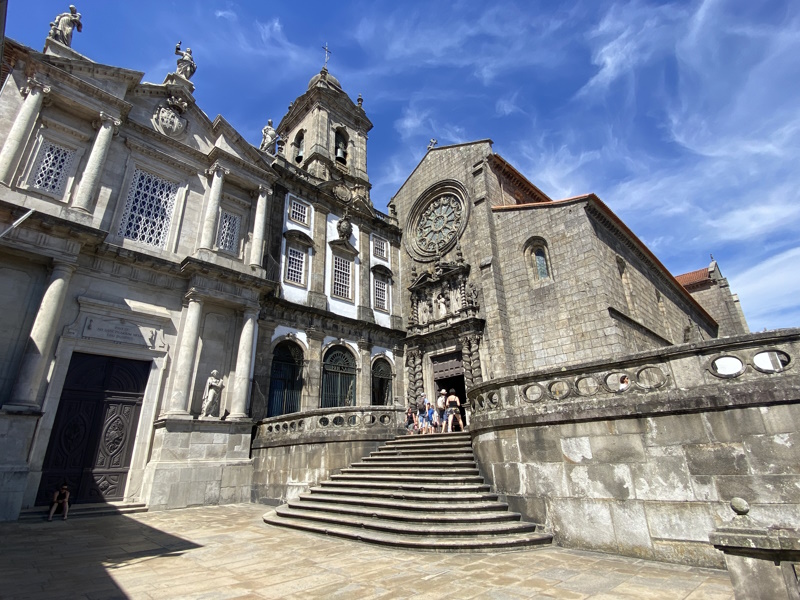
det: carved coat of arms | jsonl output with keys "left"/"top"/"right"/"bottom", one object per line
{"left": 152, "top": 96, "right": 189, "bottom": 139}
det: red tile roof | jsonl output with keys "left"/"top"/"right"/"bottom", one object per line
{"left": 675, "top": 267, "right": 710, "bottom": 287}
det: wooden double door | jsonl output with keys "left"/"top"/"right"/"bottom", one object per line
{"left": 37, "top": 353, "right": 150, "bottom": 505}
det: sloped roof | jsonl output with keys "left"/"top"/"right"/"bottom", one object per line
{"left": 675, "top": 267, "right": 711, "bottom": 287}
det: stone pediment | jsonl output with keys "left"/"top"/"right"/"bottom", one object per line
{"left": 328, "top": 238, "right": 359, "bottom": 258}
{"left": 284, "top": 229, "right": 315, "bottom": 249}
{"left": 408, "top": 261, "right": 469, "bottom": 292}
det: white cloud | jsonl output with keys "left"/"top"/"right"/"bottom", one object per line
{"left": 214, "top": 10, "right": 237, "bottom": 21}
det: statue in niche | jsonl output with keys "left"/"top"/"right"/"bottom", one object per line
{"left": 419, "top": 300, "right": 431, "bottom": 325}
{"left": 48, "top": 5, "right": 82, "bottom": 47}
{"left": 436, "top": 292, "right": 448, "bottom": 319}
{"left": 451, "top": 286, "right": 462, "bottom": 311}
{"left": 260, "top": 120, "right": 277, "bottom": 153}
{"left": 467, "top": 282, "right": 479, "bottom": 307}
{"left": 200, "top": 370, "right": 224, "bottom": 418}
{"left": 174, "top": 42, "right": 197, "bottom": 80}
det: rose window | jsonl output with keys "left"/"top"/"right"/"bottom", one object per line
{"left": 415, "top": 195, "right": 462, "bottom": 253}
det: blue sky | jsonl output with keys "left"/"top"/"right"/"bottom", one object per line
{"left": 7, "top": 1, "right": 799, "bottom": 332}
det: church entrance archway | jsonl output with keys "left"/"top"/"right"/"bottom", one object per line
{"left": 37, "top": 353, "right": 150, "bottom": 505}
{"left": 267, "top": 341, "right": 304, "bottom": 417}
{"left": 431, "top": 351, "right": 467, "bottom": 431}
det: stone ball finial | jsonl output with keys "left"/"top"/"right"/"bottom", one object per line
{"left": 730, "top": 497, "right": 750, "bottom": 516}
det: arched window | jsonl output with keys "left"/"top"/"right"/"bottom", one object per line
{"left": 267, "top": 341, "right": 304, "bottom": 417}
{"left": 371, "top": 358, "right": 393, "bottom": 405}
{"left": 321, "top": 345, "right": 357, "bottom": 408}
{"left": 334, "top": 129, "right": 348, "bottom": 165}
{"left": 294, "top": 131, "right": 305, "bottom": 164}
{"left": 523, "top": 238, "right": 551, "bottom": 284}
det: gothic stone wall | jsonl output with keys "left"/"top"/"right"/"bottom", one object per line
{"left": 689, "top": 280, "right": 750, "bottom": 338}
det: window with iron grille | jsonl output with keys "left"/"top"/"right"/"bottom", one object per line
{"left": 118, "top": 168, "right": 179, "bottom": 248}
{"left": 373, "top": 236, "right": 388, "bottom": 260}
{"left": 32, "top": 140, "right": 76, "bottom": 196}
{"left": 321, "top": 346, "right": 357, "bottom": 408}
{"left": 285, "top": 247, "right": 305, "bottom": 285}
{"left": 332, "top": 255, "right": 351, "bottom": 299}
{"left": 374, "top": 277, "right": 388, "bottom": 311}
{"left": 216, "top": 210, "right": 241, "bottom": 254}
{"left": 289, "top": 198, "right": 308, "bottom": 225}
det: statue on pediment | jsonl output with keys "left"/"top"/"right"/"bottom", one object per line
{"left": 175, "top": 42, "right": 197, "bottom": 80}
{"left": 260, "top": 120, "right": 277, "bottom": 153}
{"left": 48, "top": 5, "right": 82, "bottom": 47}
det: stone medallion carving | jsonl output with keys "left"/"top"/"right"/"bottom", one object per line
{"left": 406, "top": 181, "right": 469, "bottom": 261}
{"left": 333, "top": 183, "right": 351, "bottom": 203}
{"left": 152, "top": 96, "right": 189, "bottom": 139}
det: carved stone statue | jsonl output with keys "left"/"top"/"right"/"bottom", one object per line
{"left": 48, "top": 5, "right": 82, "bottom": 47}
{"left": 260, "top": 120, "right": 277, "bottom": 153}
{"left": 175, "top": 42, "right": 197, "bottom": 80}
{"left": 200, "top": 370, "right": 224, "bottom": 418}
{"left": 419, "top": 301, "right": 431, "bottom": 325}
{"left": 436, "top": 292, "right": 448, "bottom": 319}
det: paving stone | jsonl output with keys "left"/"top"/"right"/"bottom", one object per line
{"left": 0, "top": 504, "right": 733, "bottom": 599}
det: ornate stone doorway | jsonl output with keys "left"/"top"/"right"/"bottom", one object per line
{"left": 36, "top": 353, "right": 150, "bottom": 505}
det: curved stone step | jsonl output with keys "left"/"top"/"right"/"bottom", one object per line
{"left": 308, "top": 486, "right": 500, "bottom": 502}
{"left": 330, "top": 473, "right": 485, "bottom": 484}
{"left": 362, "top": 453, "right": 476, "bottom": 462}
{"left": 287, "top": 500, "right": 518, "bottom": 523}
{"left": 382, "top": 441, "right": 473, "bottom": 452}
{"left": 298, "top": 492, "right": 509, "bottom": 513}
{"left": 263, "top": 511, "right": 552, "bottom": 552}
{"left": 273, "top": 505, "right": 537, "bottom": 536}
{"left": 341, "top": 466, "right": 480, "bottom": 476}
{"left": 320, "top": 480, "right": 492, "bottom": 493}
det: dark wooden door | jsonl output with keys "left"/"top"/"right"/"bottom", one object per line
{"left": 37, "top": 353, "right": 150, "bottom": 505}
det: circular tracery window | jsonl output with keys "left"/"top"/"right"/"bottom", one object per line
{"left": 416, "top": 195, "right": 462, "bottom": 253}
{"left": 406, "top": 182, "right": 468, "bottom": 261}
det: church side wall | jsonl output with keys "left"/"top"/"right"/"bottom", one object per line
{"left": 469, "top": 331, "right": 800, "bottom": 568}
{"left": 690, "top": 281, "right": 749, "bottom": 338}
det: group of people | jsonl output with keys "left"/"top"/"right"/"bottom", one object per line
{"left": 406, "top": 388, "right": 465, "bottom": 434}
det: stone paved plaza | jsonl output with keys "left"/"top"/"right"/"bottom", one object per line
{"left": 0, "top": 504, "right": 734, "bottom": 599}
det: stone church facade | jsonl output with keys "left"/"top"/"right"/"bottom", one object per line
{"left": 0, "top": 26, "right": 796, "bottom": 572}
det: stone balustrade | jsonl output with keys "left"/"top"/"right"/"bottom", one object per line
{"left": 469, "top": 329, "right": 800, "bottom": 428}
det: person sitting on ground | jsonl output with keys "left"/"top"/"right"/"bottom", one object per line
{"left": 445, "top": 388, "right": 464, "bottom": 433}
{"left": 48, "top": 484, "right": 70, "bottom": 521}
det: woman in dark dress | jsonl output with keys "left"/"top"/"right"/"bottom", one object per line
{"left": 48, "top": 484, "right": 70, "bottom": 521}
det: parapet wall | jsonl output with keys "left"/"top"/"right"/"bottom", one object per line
{"left": 251, "top": 405, "right": 406, "bottom": 504}
{"left": 468, "top": 329, "right": 800, "bottom": 568}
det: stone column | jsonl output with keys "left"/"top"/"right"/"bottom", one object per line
{"left": 308, "top": 203, "right": 329, "bottom": 309}
{"left": 303, "top": 327, "right": 325, "bottom": 411}
{"left": 358, "top": 338, "right": 371, "bottom": 406}
{"left": 198, "top": 162, "right": 229, "bottom": 250}
{"left": 357, "top": 225, "right": 374, "bottom": 323}
{"left": 229, "top": 307, "right": 258, "bottom": 420}
{"left": 249, "top": 185, "right": 271, "bottom": 268}
{"left": 71, "top": 112, "right": 121, "bottom": 212}
{"left": 0, "top": 78, "right": 51, "bottom": 185}
{"left": 165, "top": 293, "right": 204, "bottom": 416}
{"left": 6, "top": 261, "right": 75, "bottom": 411}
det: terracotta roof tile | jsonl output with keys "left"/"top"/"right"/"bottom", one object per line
{"left": 675, "top": 267, "right": 710, "bottom": 287}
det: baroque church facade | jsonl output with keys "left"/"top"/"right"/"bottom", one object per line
{"left": 4, "top": 19, "right": 798, "bottom": 574}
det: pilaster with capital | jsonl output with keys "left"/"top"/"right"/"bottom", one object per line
{"left": 357, "top": 338, "right": 371, "bottom": 407}
{"left": 229, "top": 307, "right": 258, "bottom": 420}
{"left": 357, "top": 224, "right": 374, "bottom": 323}
{"left": 0, "top": 78, "right": 51, "bottom": 184}
{"left": 250, "top": 185, "right": 272, "bottom": 269}
{"left": 308, "top": 203, "right": 329, "bottom": 309}
{"left": 302, "top": 327, "right": 326, "bottom": 410}
{"left": 164, "top": 293, "right": 204, "bottom": 416}
{"left": 5, "top": 261, "right": 75, "bottom": 411}
{"left": 198, "top": 162, "right": 229, "bottom": 250}
{"left": 72, "top": 112, "right": 122, "bottom": 212}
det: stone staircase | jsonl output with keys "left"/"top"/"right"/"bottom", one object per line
{"left": 263, "top": 431, "right": 552, "bottom": 551}
{"left": 18, "top": 501, "right": 148, "bottom": 522}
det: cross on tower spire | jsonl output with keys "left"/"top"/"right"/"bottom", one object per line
{"left": 322, "top": 43, "right": 331, "bottom": 69}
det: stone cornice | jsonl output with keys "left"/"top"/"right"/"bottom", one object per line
{"left": 206, "top": 146, "right": 278, "bottom": 188}
{"left": 125, "top": 120, "right": 207, "bottom": 164}
{"left": 124, "top": 135, "right": 200, "bottom": 175}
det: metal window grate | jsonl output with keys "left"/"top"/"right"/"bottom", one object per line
{"left": 216, "top": 210, "right": 241, "bottom": 253}
{"left": 286, "top": 247, "right": 305, "bottom": 284}
{"left": 374, "top": 278, "right": 388, "bottom": 311}
{"left": 289, "top": 199, "right": 308, "bottom": 224}
{"left": 33, "top": 140, "right": 75, "bottom": 196}
{"left": 118, "top": 168, "right": 178, "bottom": 248}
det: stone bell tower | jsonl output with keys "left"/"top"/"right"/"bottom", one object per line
{"left": 276, "top": 66, "right": 372, "bottom": 190}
